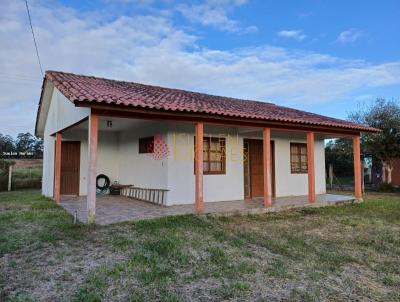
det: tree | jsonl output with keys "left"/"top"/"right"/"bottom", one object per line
{"left": 0, "top": 132, "right": 43, "bottom": 159}
{"left": 325, "top": 138, "right": 353, "bottom": 177}
{"left": 33, "top": 137, "right": 43, "bottom": 159}
{"left": 349, "top": 98, "right": 400, "bottom": 184}
{"left": 0, "top": 134, "right": 16, "bottom": 157}
{"left": 15, "top": 132, "right": 36, "bottom": 157}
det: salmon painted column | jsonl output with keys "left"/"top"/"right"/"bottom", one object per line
{"left": 54, "top": 132, "right": 62, "bottom": 203}
{"left": 307, "top": 132, "right": 316, "bottom": 203}
{"left": 263, "top": 128, "right": 272, "bottom": 207}
{"left": 87, "top": 112, "right": 99, "bottom": 224}
{"left": 195, "top": 122, "right": 204, "bottom": 213}
{"left": 353, "top": 135, "right": 363, "bottom": 200}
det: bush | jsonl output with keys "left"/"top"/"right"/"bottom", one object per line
{"left": 377, "top": 182, "right": 397, "bottom": 192}
{"left": 12, "top": 178, "right": 42, "bottom": 190}
{"left": 0, "top": 174, "right": 8, "bottom": 191}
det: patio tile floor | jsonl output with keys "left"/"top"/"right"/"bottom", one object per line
{"left": 61, "top": 194, "right": 356, "bottom": 225}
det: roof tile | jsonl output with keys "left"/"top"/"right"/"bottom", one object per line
{"left": 44, "top": 70, "right": 377, "bottom": 132}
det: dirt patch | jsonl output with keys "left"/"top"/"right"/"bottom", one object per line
{"left": 1, "top": 236, "right": 128, "bottom": 301}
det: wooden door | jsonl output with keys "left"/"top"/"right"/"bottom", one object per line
{"left": 60, "top": 141, "right": 80, "bottom": 195}
{"left": 243, "top": 141, "right": 251, "bottom": 198}
{"left": 244, "top": 139, "right": 275, "bottom": 198}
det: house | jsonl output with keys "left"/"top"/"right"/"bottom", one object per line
{"left": 392, "top": 159, "right": 400, "bottom": 186}
{"left": 371, "top": 159, "right": 400, "bottom": 187}
{"left": 35, "top": 71, "right": 378, "bottom": 223}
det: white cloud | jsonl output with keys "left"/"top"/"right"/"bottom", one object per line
{"left": 353, "top": 94, "right": 375, "bottom": 102}
{"left": 0, "top": 1, "right": 399, "bottom": 136}
{"left": 298, "top": 11, "right": 313, "bottom": 18}
{"left": 277, "top": 30, "right": 307, "bottom": 41}
{"left": 177, "top": 0, "right": 257, "bottom": 33}
{"left": 337, "top": 28, "right": 364, "bottom": 43}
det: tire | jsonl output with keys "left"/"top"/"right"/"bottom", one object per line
{"left": 96, "top": 174, "right": 110, "bottom": 190}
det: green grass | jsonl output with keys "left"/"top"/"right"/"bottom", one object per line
{"left": 0, "top": 190, "right": 87, "bottom": 256}
{"left": 1, "top": 190, "right": 399, "bottom": 301}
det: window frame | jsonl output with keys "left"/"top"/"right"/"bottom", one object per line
{"left": 194, "top": 136, "right": 226, "bottom": 175}
{"left": 139, "top": 136, "right": 154, "bottom": 154}
{"left": 290, "top": 142, "right": 308, "bottom": 174}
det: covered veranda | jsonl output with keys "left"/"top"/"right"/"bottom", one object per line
{"left": 52, "top": 109, "right": 364, "bottom": 224}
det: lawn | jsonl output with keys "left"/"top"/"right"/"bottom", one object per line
{"left": 1, "top": 191, "right": 399, "bottom": 301}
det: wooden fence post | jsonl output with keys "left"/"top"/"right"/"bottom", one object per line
{"left": 8, "top": 164, "right": 13, "bottom": 191}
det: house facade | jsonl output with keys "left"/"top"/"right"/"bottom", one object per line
{"left": 35, "top": 71, "right": 377, "bottom": 223}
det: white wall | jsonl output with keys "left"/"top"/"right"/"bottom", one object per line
{"left": 165, "top": 127, "right": 326, "bottom": 205}
{"left": 42, "top": 88, "right": 90, "bottom": 197}
{"left": 42, "top": 133, "right": 55, "bottom": 197}
{"left": 43, "top": 129, "right": 120, "bottom": 197}
{"left": 66, "top": 131, "right": 120, "bottom": 195}
{"left": 274, "top": 137, "right": 326, "bottom": 197}
{"left": 166, "top": 124, "right": 244, "bottom": 205}
{"left": 117, "top": 122, "right": 169, "bottom": 190}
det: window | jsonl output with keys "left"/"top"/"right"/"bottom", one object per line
{"left": 195, "top": 137, "right": 226, "bottom": 174}
{"left": 290, "top": 143, "right": 308, "bottom": 173}
{"left": 139, "top": 136, "right": 154, "bottom": 153}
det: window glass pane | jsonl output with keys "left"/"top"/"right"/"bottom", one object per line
{"left": 139, "top": 137, "right": 154, "bottom": 153}
{"left": 210, "top": 140, "right": 219, "bottom": 151}
{"left": 210, "top": 150, "right": 221, "bottom": 160}
{"left": 194, "top": 136, "right": 226, "bottom": 174}
{"left": 202, "top": 140, "right": 209, "bottom": 160}
{"left": 220, "top": 147, "right": 226, "bottom": 158}
{"left": 210, "top": 162, "right": 222, "bottom": 171}
{"left": 290, "top": 143, "right": 307, "bottom": 173}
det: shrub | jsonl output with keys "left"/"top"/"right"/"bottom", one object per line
{"left": 12, "top": 178, "right": 42, "bottom": 190}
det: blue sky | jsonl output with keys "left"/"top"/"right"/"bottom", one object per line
{"left": 0, "top": 0, "right": 399, "bottom": 136}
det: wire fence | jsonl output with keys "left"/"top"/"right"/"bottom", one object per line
{"left": 0, "top": 159, "right": 42, "bottom": 191}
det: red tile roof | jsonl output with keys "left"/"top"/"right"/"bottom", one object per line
{"left": 43, "top": 70, "right": 377, "bottom": 132}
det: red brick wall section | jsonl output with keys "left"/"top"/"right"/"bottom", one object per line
{"left": 392, "top": 159, "right": 400, "bottom": 186}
